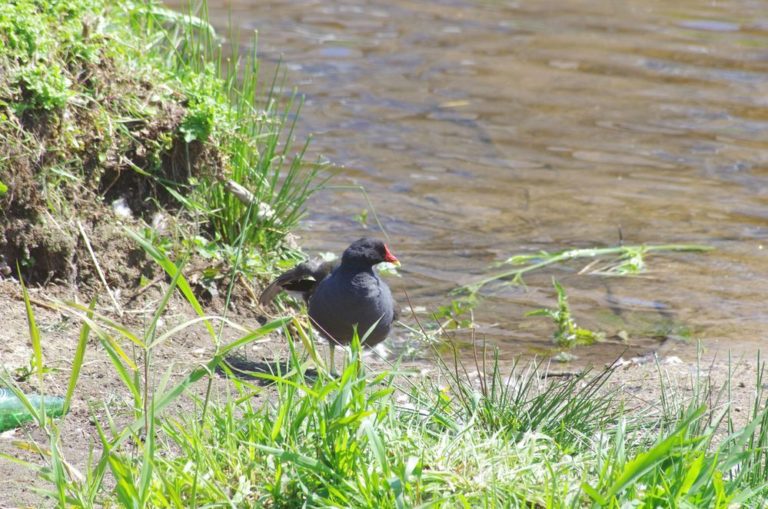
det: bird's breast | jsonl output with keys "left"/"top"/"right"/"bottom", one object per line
{"left": 307, "top": 270, "right": 393, "bottom": 345}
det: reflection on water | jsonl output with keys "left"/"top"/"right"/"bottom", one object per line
{"left": 171, "top": 0, "right": 768, "bottom": 365}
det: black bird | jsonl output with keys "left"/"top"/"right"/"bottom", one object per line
{"left": 259, "top": 238, "right": 399, "bottom": 371}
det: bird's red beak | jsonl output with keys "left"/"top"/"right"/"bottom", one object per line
{"left": 383, "top": 245, "right": 399, "bottom": 265}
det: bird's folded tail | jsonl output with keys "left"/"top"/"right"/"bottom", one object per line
{"left": 258, "top": 259, "right": 337, "bottom": 306}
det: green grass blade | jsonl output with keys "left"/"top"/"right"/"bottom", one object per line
{"left": 18, "top": 269, "right": 45, "bottom": 424}
{"left": 144, "top": 254, "right": 186, "bottom": 348}
{"left": 63, "top": 301, "right": 145, "bottom": 350}
{"left": 49, "top": 430, "right": 67, "bottom": 506}
{"left": 63, "top": 298, "right": 95, "bottom": 415}
{"left": 138, "top": 396, "right": 156, "bottom": 506}
{"left": 124, "top": 226, "right": 216, "bottom": 340}
{"left": 581, "top": 482, "right": 608, "bottom": 505}
{"left": 218, "top": 316, "right": 290, "bottom": 356}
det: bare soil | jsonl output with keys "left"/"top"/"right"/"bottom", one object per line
{"left": 0, "top": 50, "right": 217, "bottom": 290}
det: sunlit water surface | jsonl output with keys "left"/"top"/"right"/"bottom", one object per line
{"left": 169, "top": 0, "right": 768, "bottom": 365}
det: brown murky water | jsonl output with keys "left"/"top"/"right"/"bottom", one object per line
{"left": 175, "top": 0, "right": 768, "bottom": 364}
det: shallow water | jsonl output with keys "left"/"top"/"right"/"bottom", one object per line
{"left": 172, "top": 0, "right": 768, "bottom": 365}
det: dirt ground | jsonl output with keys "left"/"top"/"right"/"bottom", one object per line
{"left": 0, "top": 277, "right": 276, "bottom": 508}
{"left": 0, "top": 277, "right": 763, "bottom": 508}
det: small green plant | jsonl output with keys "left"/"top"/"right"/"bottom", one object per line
{"left": 434, "top": 294, "right": 477, "bottom": 330}
{"left": 10, "top": 355, "right": 53, "bottom": 383}
{"left": 16, "top": 62, "right": 72, "bottom": 112}
{"left": 178, "top": 99, "right": 215, "bottom": 143}
{"left": 527, "top": 278, "right": 604, "bottom": 349}
{"left": 354, "top": 208, "right": 369, "bottom": 228}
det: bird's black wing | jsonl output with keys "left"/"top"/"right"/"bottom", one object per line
{"left": 259, "top": 258, "right": 338, "bottom": 306}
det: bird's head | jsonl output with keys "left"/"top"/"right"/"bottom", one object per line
{"left": 342, "top": 237, "right": 399, "bottom": 268}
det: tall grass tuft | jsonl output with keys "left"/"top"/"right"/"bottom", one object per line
{"left": 125, "top": 1, "right": 324, "bottom": 255}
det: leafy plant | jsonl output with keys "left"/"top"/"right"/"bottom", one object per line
{"left": 10, "top": 355, "right": 53, "bottom": 383}
{"left": 178, "top": 99, "right": 215, "bottom": 143}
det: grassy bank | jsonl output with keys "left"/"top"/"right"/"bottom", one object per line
{"left": 0, "top": 0, "right": 318, "bottom": 288}
{"left": 5, "top": 268, "right": 768, "bottom": 507}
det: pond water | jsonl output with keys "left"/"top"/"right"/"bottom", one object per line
{"left": 173, "top": 0, "right": 768, "bottom": 365}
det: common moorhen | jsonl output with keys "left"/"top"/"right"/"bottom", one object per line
{"left": 259, "top": 238, "right": 399, "bottom": 370}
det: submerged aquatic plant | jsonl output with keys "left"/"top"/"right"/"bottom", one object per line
{"left": 459, "top": 244, "right": 712, "bottom": 295}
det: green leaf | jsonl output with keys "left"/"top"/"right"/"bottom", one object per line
{"left": 677, "top": 451, "right": 704, "bottom": 497}
{"left": 602, "top": 406, "right": 704, "bottom": 500}
{"left": 581, "top": 482, "right": 608, "bottom": 505}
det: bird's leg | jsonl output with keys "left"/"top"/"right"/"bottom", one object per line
{"left": 328, "top": 342, "right": 337, "bottom": 377}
